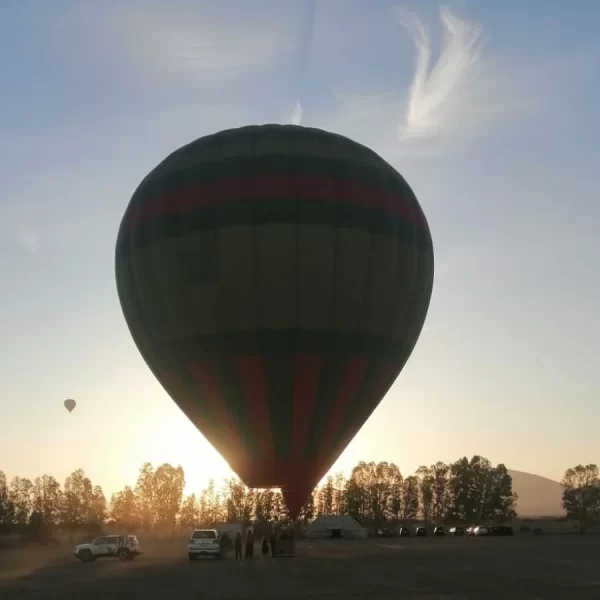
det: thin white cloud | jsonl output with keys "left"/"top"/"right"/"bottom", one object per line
{"left": 396, "top": 6, "right": 482, "bottom": 141}
{"left": 291, "top": 101, "right": 303, "bottom": 125}
{"left": 322, "top": 5, "right": 543, "bottom": 157}
{"left": 109, "top": 6, "right": 295, "bottom": 83}
{"left": 16, "top": 227, "right": 39, "bottom": 254}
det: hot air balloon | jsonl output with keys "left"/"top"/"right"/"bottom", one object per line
{"left": 115, "top": 124, "right": 434, "bottom": 517}
{"left": 64, "top": 398, "right": 76, "bottom": 414}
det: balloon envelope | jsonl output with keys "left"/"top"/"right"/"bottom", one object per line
{"left": 115, "top": 124, "right": 434, "bottom": 517}
{"left": 64, "top": 398, "right": 76, "bottom": 413}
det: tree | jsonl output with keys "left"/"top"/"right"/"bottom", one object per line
{"left": 199, "top": 479, "right": 223, "bottom": 525}
{"left": 134, "top": 463, "right": 156, "bottom": 528}
{"left": 369, "top": 462, "right": 393, "bottom": 524}
{"left": 254, "top": 489, "right": 276, "bottom": 524}
{"left": 110, "top": 486, "right": 140, "bottom": 529}
{"left": 332, "top": 473, "right": 347, "bottom": 515}
{"left": 430, "top": 462, "right": 450, "bottom": 524}
{"left": 225, "top": 478, "right": 252, "bottom": 523}
{"left": 298, "top": 490, "right": 316, "bottom": 524}
{"left": 345, "top": 461, "right": 402, "bottom": 523}
{"left": 386, "top": 464, "right": 403, "bottom": 521}
{"left": 243, "top": 489, "right": 255, "bottom": 525}
{"left": 317, "top": 477, "right": 334, "bottom": 515}
{"left": 88, "top": 486, "right": 107, "bottom": 524}
{"left": 272, "top": 491, "right": 288, "bottom": 522}
{"left": 153, "top": 464, "right": 185, "bottom": 527}
{"left": 416, "top": 466, "right": 434, "bottom": 524}
{"left": 344, "top": 476, "right": 365, "bottom": 522}
{"left": 562, "top": 464, "right": 600, "bottom": 532}
{"left": 447, "top": 456, "right": 516, "bottom": 524}
{"left": 179, "top": 494, "right": 199, "bottom": 527}
{"left": 60, "top": 469, "right": 96, "bottom": 529}
{"left": 481, "top": 464, "right": 517, "bottom": 524}
{"left": 401, "top": 476, "right": 419, "bottom": 521}
{"left": 9, "top": 476, "right": 33, "bottom": 525}
{"left": 32, "top": 475, "right": 62, "bottom": 527}
{"left": 0, "top": 471, "right": 14, "bottom": 527}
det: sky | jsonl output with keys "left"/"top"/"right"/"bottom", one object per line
{"left": 1, "top": 0, "right": 599, "bottom": 499}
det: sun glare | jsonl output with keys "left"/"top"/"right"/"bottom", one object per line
{"left": 125, "top": 403, "right": 234, "bottom": 495}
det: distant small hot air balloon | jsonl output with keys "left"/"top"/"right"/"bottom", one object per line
{"left": 115, "top": 124, "right": 434, "bottom": 518}
{"left": 64, "top": 399, "right": 76, "bottom": 414}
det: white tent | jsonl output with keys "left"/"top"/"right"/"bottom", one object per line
{"left": 307, "top": 515, "right": 367, "bottom": 539}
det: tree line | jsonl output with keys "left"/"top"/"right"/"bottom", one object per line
{"left": 1, "top": 457, "right": 598, "bottom": 536}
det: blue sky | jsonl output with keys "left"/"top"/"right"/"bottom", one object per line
{"left": 1, "top": 0, "right": 599, "bottom": 497}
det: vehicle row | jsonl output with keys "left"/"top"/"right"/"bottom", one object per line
{"left": 75, "top": 527, "right": 297, "bottom": 563}
{"left": 377, "top": 525, "right": 514, "bottom": 538}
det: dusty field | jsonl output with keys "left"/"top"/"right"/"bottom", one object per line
{"left": 1, "top": 535, "right": 600, "bottom": 599}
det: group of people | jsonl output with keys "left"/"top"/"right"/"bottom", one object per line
{"left": 233, "top": 529, "right": 277, "bottom": 560}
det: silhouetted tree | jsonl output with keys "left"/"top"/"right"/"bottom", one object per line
{"left": 447, "top": 456, "right": 516, "bottom": 524}
{"left": 60, "top": 469, "right": 101, "bottom": 530}
{"left": 416, "top": 466, "right": 434, "bottom": 524}
{"left": 562, "top": 464, "right": 600, "bottom": 531}
{"left": 32, "top": 475, "right": 62, "bottom": 527}
{"left": 0, "top": 471, "right": 14, "bottom": 527}
{"left": 317, "top": 476, "right": 335, "bottom": 515}
{"left": 9, "top": 476, "right": 33, "bottom": 525}
{"left": 134, "top": 463, "right": 157, "bottom": 528}
{"left": 198, "top": 479, "right": 224, "bottom": 525}
{"left": 298, "top": 491, "right": 316, "bottom": 524}
{"left": 401, "top": 475, "right": 420, "bottom": 521}
{"left": 179, "top": 494, "right": 199, "bottom": 527}
{"left": 1, "top": 453, "right": 524, "bottom": 535}
{"left": 153, "top": 464, "right": 185, "bottom": 527}
{"left": 110, "top": 486, "right": 140, "bottom": 529}
{"left": 431, "top": 462, "right": 451, "bottom": 524}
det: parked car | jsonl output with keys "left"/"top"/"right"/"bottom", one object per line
{"left": 473, "top": 526, "right": 489, "bottom": 536}
{"left": 399, "top": 527, "right": 411, "bottom": 537}
{"left": 488, "top": 526, "right": 514, "bottom": 536}
{"left": 433, "top": 526, "right": 446, "bottom": 536}
{"left": 188, "top": 529, "right": 224, "bottom": 560}
{"left": 466, "top": 526, "right": 476, "bottom": 536}
{"left": 415, "top": 527, "right": 427, "bottom": 537}
{"left": 75, "top": 535, "right": 141, "bottom": 562}
{"left": 450, "top": 526, "right": 465, "bottom": 536}
{"left": 377, "top": 528, "right": 394, "bottom": 537}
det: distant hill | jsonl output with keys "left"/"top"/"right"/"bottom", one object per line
{"left": 508, "top": 469, "right": 565, "bottom": 517}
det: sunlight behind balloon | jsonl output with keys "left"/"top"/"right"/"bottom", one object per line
{"left": 141, "top": 411, "right": 234, "bottom": 495}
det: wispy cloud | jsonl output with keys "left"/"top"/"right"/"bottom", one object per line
{"left": 15, "top": 227, "right": 39, "bottom": 254}
{"left": 291, "top": 101, "right": 303, "bottom": 125}
{"left": 396, "top": 6, "right": 483, "bottom": 141}
{"left": 110, "top": 5, "right": 295, "bottom": 84}
{"left": 323, "top": 5, "right": 542, "bottom": 157}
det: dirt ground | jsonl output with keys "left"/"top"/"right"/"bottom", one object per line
{"left": 1, "top": 535, "right": 600, "bottom": 599}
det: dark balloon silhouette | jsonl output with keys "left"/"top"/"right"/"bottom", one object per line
{"left": 64, "top": 398, "right": 76, "bottom": 413}
{"left": 115, "top": 124, "right": 434, "bottom": 517}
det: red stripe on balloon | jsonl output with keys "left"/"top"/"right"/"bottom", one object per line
{"left": 238, "top": 356, "right": 274, "bottom": 462}
{"left": 326, "top": 361, "right": 398, "bottom": 467}
{"left": 124, "top": 175, "right": 424, "bottom": 229}
{"left": 290, "top": 354, "right": 322, "bottom": 459}
{"left": 189, "top": 361, "right": 244, "bottom": 457}
{"left": 318, "top": 357, "right": 370, "bottom": 465}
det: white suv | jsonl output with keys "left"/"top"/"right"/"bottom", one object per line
{"left": 75, "top": 535, "right": 141, "bottom": 562}
{"left": 188, "top": 529, "right": 223, "bottom": 560}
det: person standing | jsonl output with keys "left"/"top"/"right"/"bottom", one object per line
{"left": 270, "top": 530, "right": 277, "bottom": 558}
{"left": 234, "top": 532, "right": 242, "bottom": 560}
{"left": 245, "top": 528, "right": 254, "bottom": 560}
